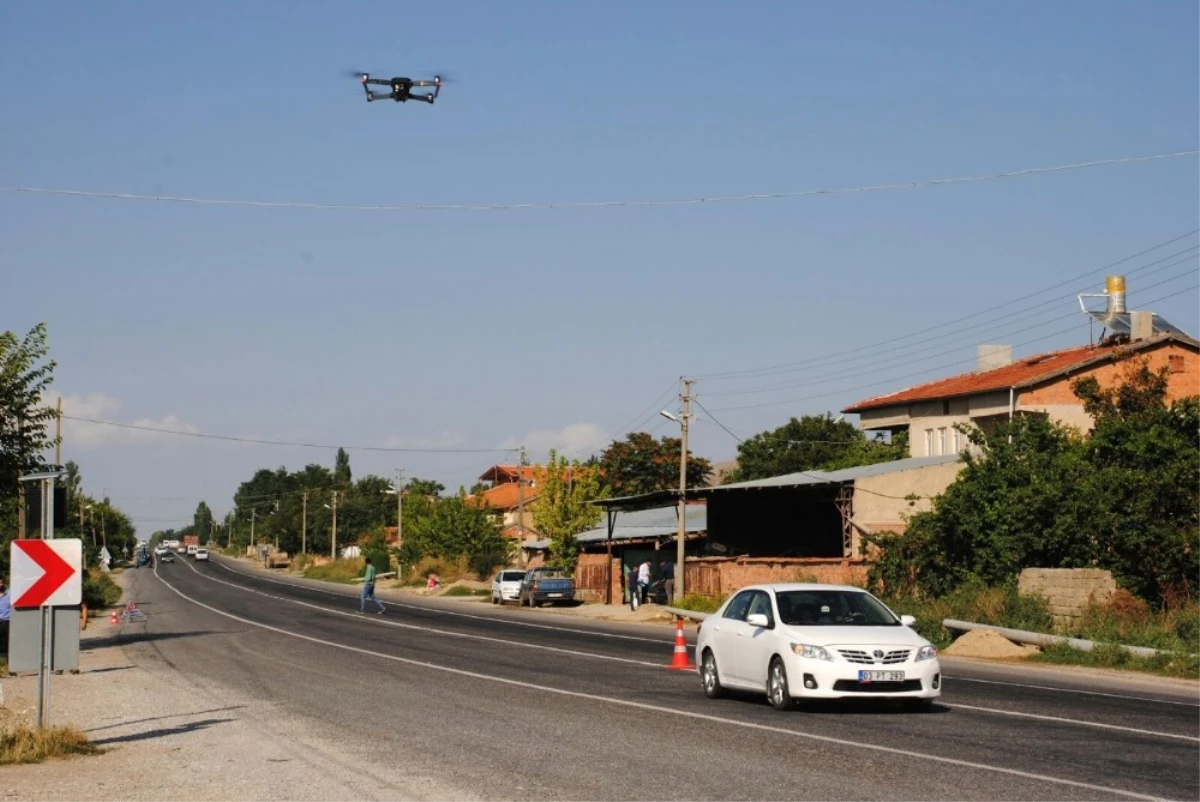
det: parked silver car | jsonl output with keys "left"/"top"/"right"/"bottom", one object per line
{"left": 490, "top": 569, "right": 527, "bottom": 605}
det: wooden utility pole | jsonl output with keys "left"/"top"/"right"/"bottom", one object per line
{"left": 54, "top": 396, "right": 62, "bottom": 465}
{"left": 395, "top": 468, "right": 404, "bottom": 550}
{"left": 516, "top": 446, "right": 527, "bottom": 542}
{"left": 675, "top": 377, "right": 694, "bottom": 602}
{"left": 301, "top": 490, "right": 308, "bottom": 555}
{"left": 330, "top": 490, "right": 338, "bottom": 560}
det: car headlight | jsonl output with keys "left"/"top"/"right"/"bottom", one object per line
{"left": 915, "top": 645, "right": 938, "bottom": 662}
{"left": 790, "top": 642, "right": 834, "bottom": 661}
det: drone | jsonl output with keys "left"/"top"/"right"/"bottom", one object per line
{"left": 353, "top": 71, "right": 444, "bottom": 104}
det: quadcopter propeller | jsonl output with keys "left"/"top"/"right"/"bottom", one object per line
{"left": 342, "top": 68, "right": 374, "bottom": 79}
{"left": 421, "top": 71, "right": 459, "bottom": 84}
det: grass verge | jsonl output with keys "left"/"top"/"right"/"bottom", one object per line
{"left": 0, "top": 724, "right": 104, "bottom": 764}
{"left": 442, "top": 586, "right": 490, "bottom": 597}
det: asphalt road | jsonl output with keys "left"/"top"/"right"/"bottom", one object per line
{"left": 114, "top": 554, "right": 1198, "bottom": 801}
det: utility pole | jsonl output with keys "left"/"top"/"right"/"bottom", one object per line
{"left": 675, "top": 377, "right": 694, "bottom": 602}
{"left": 54, "top": 396, "right": 62, "bottom": 465}
{"left": 516, "top": 446, "right": 527, "bottom": 542}
{"left": 301, "top": 490, "right": 308, "bottom": 555}
{"left": 395, "top": 468, "right": 404, "bottom": 550}
{"left": 250, "top": 508, "right": 257, "bottom": 550}
{"left": 330, "top": 490, "right": 338, "bottom": 560}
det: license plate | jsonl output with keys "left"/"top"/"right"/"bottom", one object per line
{"left": 548, "top": 593, "right": 563, "bottom": 598}
{"left": 859, "top": 670, "right": 905, "bottom": 683}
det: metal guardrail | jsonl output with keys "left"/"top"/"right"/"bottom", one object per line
{"left": 663, "top": 606, "right": 710, "bottom": 623}
{"left": 941, "top": 618, "right": 1192, "bottom": 659}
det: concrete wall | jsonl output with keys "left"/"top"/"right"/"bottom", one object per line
{"left": 1017, "top": 567, "right": 1118, "bottom": 629}
{"left": 852, "top": 460, "right": 965, "bottom": 542}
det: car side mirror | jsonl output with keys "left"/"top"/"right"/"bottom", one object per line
{"left": 900, "top": 615, "right": 916, "bottom": 627}
{"left": 746, "top": 613, "right": 772, "bottom": 629}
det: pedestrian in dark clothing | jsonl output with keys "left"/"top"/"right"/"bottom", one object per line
{"left": 661, "top": 559, "right": 675, "bottom": 603}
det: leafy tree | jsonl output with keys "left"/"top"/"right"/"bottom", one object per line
{"left": 865, "top": 359, "right": 1198, "bottom": 607}
{"left": 397, "top": 489, "right": 506, "bottom": 577}
{"left": 0, "top": 323, "right": 59, "bottom": 572}
{"left": 530, "top": 449, "right": 607, "bottom": 569}
{"left": 598, "top": 432, "right": 713, "bottom": 497}
{"left": 727, "top": 414, "right": 906, "bottom": 483}
{"left": 334, "top": 447, "right": 352, "bottom": 490}
{"left": 194, "top": 501, "right": 214, "bottom": 541}
{"left": 406, "top": 477, "right": 446, "bottom": 497}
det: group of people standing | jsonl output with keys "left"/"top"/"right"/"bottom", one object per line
{"left": 626, "top": 558, "right": 674, "bottom": 611}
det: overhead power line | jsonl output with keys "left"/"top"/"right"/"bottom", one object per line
{"left": 698, "top": 228, "right": 1199, "bottom": 380}
{"left": 2, "top": 150, "right": 1195, "bottom": 213}
{"left": 703, "top": 282, "right": 1199, "bottom": 413}
{"left": 61, "top": 414, "right": 518, "bottom": 453}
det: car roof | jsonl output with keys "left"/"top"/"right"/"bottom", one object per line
{"left": 732, "top": 583, "right": 871, "bottom": 594}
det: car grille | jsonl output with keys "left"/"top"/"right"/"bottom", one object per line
{"left": 836, "top": 648, "right": 912, "bottom": 665}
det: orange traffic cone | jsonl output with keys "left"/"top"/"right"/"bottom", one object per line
{"left": 665, "top": 616, "right": 696, "bottom": 670}
{"left": 109, "top": 609, "right": 119, "bottom": 625}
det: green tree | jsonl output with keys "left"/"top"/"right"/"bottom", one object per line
{"left": 530, "top": 449, "right": 607, "bottom": 569}
{"left": 194, "top": 501, "right": 214, "bottom": 541}
{"left": 727, "top": 414, "right": 906, "bottom": 483}
{"left": 406, "top": 477, "right": 446, "bottom": 497}
{"left": 334, "top": 447, "right": 352, "bottom": 490}
{"left": 398, "top": 490, "right": 506, "bottom": 578}
{"left": 598, "top": 432, "right": 713, "bottom": 497}
{"left": 0, "top": 323, "right": 59, "bottom": 572}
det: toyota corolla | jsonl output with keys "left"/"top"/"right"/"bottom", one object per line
{"left": 695, "top": 583, "right": 941, "bottom": 711}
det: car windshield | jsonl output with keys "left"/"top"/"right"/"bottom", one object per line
{"left": 534, "top": 570, "right": 568, "bottom": 579}
{"left": 775, "top": 590, "right": 899, "bottom": 626}
{"left": 501, "top": 572, "right": 525, "bottom": 581}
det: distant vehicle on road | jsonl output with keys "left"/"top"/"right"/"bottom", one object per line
{"left": 695, "top": 583, "right": 941, "bottom": 712}
{"left": 490, "top": 569, "right": 527, "bottom": 605}
{"left": 159, "top": 551, "right": 175, "bottom": 563}
{"left": 519, "top": 568, "right": 575, "bottom": 607}
{"left": 194, "top": 548, "right": 209, "bottom": 561}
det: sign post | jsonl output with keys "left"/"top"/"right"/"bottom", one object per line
{"left": 14, "top": 467, "right": 78, "bottom": 729}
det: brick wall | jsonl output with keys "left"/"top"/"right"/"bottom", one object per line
{"left": 1020, "top": 346, "right": 1198, "bottom": 409}
{"left": 1018, "top": 567, "right": 1117, "bottom": 629}
{"left": 574, "top": 553, "right": 871, "bottom": 604}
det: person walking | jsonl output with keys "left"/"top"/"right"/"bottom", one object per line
{"left": 360, "top": 559, "right": 386, "bottom": 615}
{"left": 660, "top": 559, "right": 675, "bottom": 603}
{"left": 0, "top": 577, "right": 11, "bottom": 658}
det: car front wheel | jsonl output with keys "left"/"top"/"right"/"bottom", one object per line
{"left": 701, "top": 649, "right": 726, "bottom": 699}
{"left": 768, "top": 657, "right": 795, "bottom": 711}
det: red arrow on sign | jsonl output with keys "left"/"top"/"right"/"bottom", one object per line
{"left": 14, "top": 540, "right": 78, "bottom": 607}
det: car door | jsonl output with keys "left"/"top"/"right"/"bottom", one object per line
{"left": 735, "top": 590, "right": 777, "bottom": 685}
{"left": 709, "top": 590, "right": 755, "bottom": 686}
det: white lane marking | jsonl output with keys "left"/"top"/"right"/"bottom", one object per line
{"left": 209, "top": 556, "right": 675, "bottom": 645}
{"left": 945, "top": 675, "right": 1200, "bottom": 708}
{"left": 943, "top": 702, "right": 1199, "bottom": 743}
{"left": 172, "top": 556, "right": 665, "bottom": 669}
{"left": 153, "top": 563, "right": 1168, "bottom": 802}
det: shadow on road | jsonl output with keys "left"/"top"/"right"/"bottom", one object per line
{"left": 82, "top": 630, "right": 223, "bottom": 651}
{"left": 86, "top": 706, "right": 247, "bottom": 734}
{"left": 91, "top": 717, "right": 237, "bottom": 746}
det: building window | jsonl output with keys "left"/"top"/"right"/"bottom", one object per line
{"left": 924, "top": 429, "right": 933, "bottom": 456}
{"left": 1169, "top": 354, "right": 1185, "bottom": 374}
{"left": 942, "top": 399, "right": 951, "bottom": 415}
{"left": 938, "top": 428, "right": 947, "bottom": 456}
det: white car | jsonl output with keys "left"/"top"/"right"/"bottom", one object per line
{"left": 695, "top": 583, "right": 941, "bottom": 711}
{"left": 490, "top": 569, "right": 527, "bottom": 605}
{"left": 194, "top": 548, "right": 209, "bottom": 561}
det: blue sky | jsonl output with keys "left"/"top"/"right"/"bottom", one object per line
{"left": 2, "top": 1, "right": 1197, "bottom": 531}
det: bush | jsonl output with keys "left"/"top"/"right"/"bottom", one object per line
{"left": 303, "top": 557, "right": 366, "bottom": 584}
{"left": 0, "top": 724, "right": 102, "bottom": 764}
{"left": 401, "top": 554, "right": 470, "bottom": 586}
{"left": 81, "top": 569, "right": 121, "bottom": 610}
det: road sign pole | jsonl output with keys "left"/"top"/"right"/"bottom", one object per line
{"left": 37, "top": 476, "right": 55, "bottom": 727}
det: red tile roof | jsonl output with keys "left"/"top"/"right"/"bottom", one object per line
{"left": 469, "top": 482, "right": 539, "bottom": 511}
{"left": 477, "top": 465, "right": 538, "bottom": 483}
{"left": 842, "top": 334, "right": 1192, "bottom": 413}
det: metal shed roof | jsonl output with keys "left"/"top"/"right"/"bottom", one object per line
{"left": 576, "top": 503, "right": 707, "bottom": 543}
{"left": 701, "top": 454, "right": 962, "bottom": 491}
